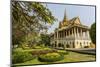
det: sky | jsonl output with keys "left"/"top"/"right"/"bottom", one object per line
{"left": 44, "top": 3, "right": 96, "bottom": 34}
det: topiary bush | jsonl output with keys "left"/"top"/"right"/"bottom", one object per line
{"left": 12, "top": 51, "right": 34, "bottom": 64}
{"left": 38, "top": 52, "right": 64, "bottom": 62}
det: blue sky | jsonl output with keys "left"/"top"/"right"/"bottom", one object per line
{"left": 45, "top": 3, "right": 95, "bottom": 34}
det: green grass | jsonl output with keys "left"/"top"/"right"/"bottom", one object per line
{"left": 13, "top": 51, "right": 96, "bottom": 66}
{"left": 57, "top": 51, "right": 95, "bottom": 63}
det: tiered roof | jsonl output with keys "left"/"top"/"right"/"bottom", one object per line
{"left": 58, "top": 9, "right": 89, "bottom": 31}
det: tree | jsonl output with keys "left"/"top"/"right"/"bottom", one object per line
{"left": 40, "top": 34, "right": 51, "bottom": 47}
{"left": 89, "top": 22, "right": 96, "bottom": 44}
{"left": 12, "top": 1, "right": 56, "bottom": 47}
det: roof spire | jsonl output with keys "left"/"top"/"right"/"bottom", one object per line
{"left": 63, "top": 8, "right": 67, "bottom": 22}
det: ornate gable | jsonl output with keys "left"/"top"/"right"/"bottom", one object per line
{"left": 70, "top": 16, "right": 81, "bottom": 25}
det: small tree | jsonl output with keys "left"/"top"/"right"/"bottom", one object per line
{"left": 40, "top": 34, "right": 51, "bottom": 47}
{"left": 89, "top": 22, "right": 96, "bottom": 44}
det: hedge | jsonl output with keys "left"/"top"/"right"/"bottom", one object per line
{"left": 38, "top": 52, "right": 64, "bottom": 62}
{"left": 12, "top": 51, "right": 34, "bottom": 64}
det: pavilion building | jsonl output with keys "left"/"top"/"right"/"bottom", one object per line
{"left": 50, "top": 10, "right": 92, "bottom": 48}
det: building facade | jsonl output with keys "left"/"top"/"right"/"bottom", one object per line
{"left": 50, "top": 10, "right": 92, "bottom": 48}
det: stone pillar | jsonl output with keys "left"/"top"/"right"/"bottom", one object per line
{"left": 64, "top": 30, "right": 65, "bottom": 38}
{"left": 57, "top": 31, "right": 58, "bottom": 39}
{"left": 56, "top": 31, "right": 59, "bottom": 48}
{"left": 76, "top": 27, "right": 79, "bottom": 38}
{"left": 65, "top": 30, "right": 66, "bottom": 38}
{"left": 71, "top": 28, "right": 73, "bottom": 37}
{"left": 85, "top": 31, "right": 87, "bottom": 39}
{"left": 72, "top": 28, "right": 74, "bottom": 37}
{"left": 59, "top": 32, "right": 60, "bottom": 39}
{"left": 61, "top": 31, "right": 62, "bottom": 38}
{"left": 60, "top": 31, "right": 61, "bottom": 38}
{"left": 74, "top": 27, "right": 76, "bottom": 37}
{"left": 80, "top": 28, "right": 83, "bottom": 39}
{"left": 62, "top": 31, "right": 63, "bottom": 38}
{"left": 86, "top": 30, "right": 89, "bottom": 39}
{"left": 55, "top": 32, "right": 57, "bottom": 39}
{"left": 58, "top": 31, "right": 59, "bottom": 39}
{"left": 61, "top": 31, "right": 63, "bottom": 38}
{"left": 54, "top": 33, "right": 55, "bottom": 40}
{"left": 53, "top": 32, "right": 56, "bottom": 48}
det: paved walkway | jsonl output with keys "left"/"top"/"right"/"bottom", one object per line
{"left": 56, "top": 48, "right": 96, "bottom": 55}
{"left": 65, "top": 48, "right": 96, "bottom": 55}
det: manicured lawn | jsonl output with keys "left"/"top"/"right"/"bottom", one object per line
{"left": 13, "top": 50, "right": 95, "bottom": 66}
{"left": 57, "top": 51, "right": 95, "bottom": 63}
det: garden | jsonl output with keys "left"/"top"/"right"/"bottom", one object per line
{"left": 12, "top": 46, "right": 95, "bottom": 66}
{"left": 12, "top": 1, "right": 96, "bottom": 67}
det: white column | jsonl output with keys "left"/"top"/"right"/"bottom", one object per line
{"left": 54, "top": 33, "right": 55, "bottom": 40}
{"left": 54, "top": 32, "right": 56, "bottom": 39}
{"left": 58, "top": 31, "right": 59, "bottom": 39}
{"left": 64, "top": 30, "right": 65, "bottom": 38}
{"left": 80, "top": 28, "right": 83, "bottom": 39}
{"left": 57, "top": 31, "right": 58, "bottom": 39}
{"left": 69, "top": 30, "right": 70, "bottom": 38}
{"left": 85, "top": 31, "right": 87, "bottom": 39}
{"left": 72, "top": 28, "right": 73, "bottom": 37}
{"left": 60, "top": 31, "right": 61, "bottom": 39}
{"left": 74, "top": 27, "right": 76, "bottom": 37}
{"left": 56, "top": 31, "right": 58, "bottom": 48}
{"left": 86, "top": 30, "right": 89, "bottom": 39}
{"left": 76, "top": 27, "right": 79, "bottom": 38}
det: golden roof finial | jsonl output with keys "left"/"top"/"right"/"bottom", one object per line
{"left": 63, "top": 8, "right": 67, "bottom": 22}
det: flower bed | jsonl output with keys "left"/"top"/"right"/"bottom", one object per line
{"left": 38, "top": 52, "right": 64, "bottom": 62}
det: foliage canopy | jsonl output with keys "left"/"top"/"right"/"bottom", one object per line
{"left": 12, "top": 1, "right": 56, "bottom": 47}
{"left": 89, "top": 22, "right": 96, "bottom": 44}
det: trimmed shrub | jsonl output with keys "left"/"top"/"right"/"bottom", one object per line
{"left": 12, "top": 51, "right": 34, "bottom": 64}
{"left": 38, "top": 52, "right": 64, "bottom": 62}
